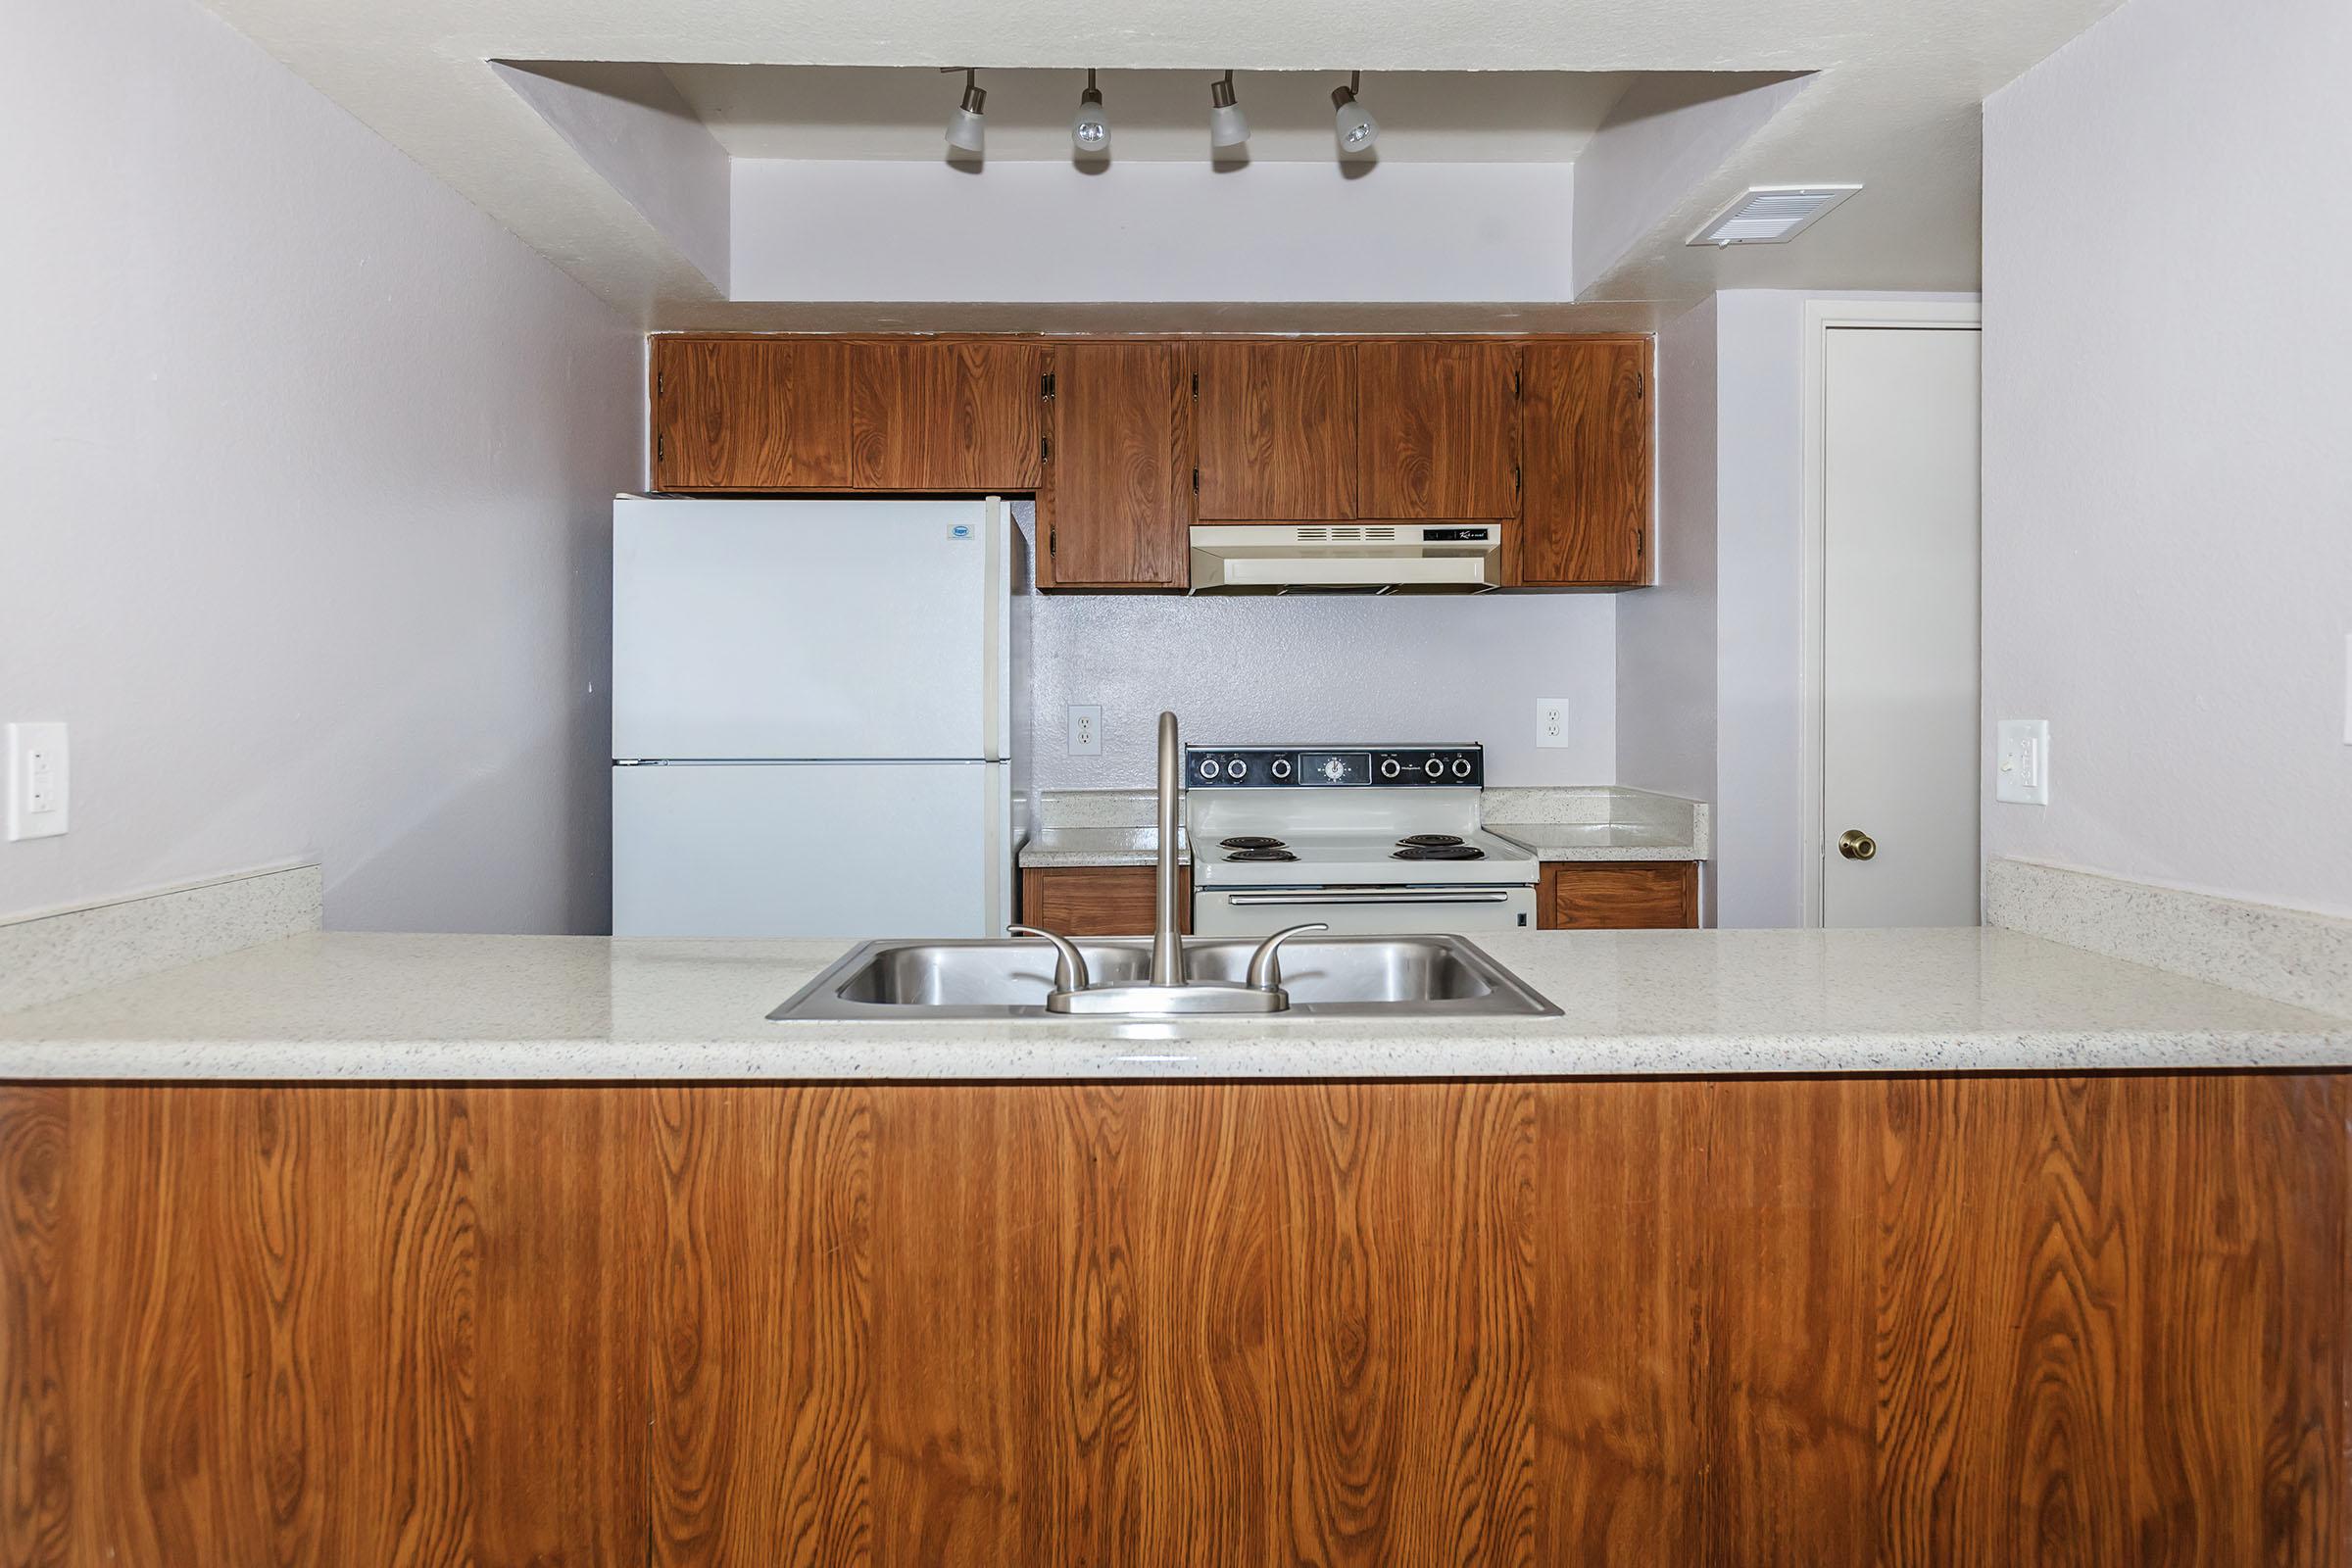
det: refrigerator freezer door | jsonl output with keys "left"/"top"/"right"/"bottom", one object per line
{"left": 613, "top": 497, "right": 1008, "bottom": 761}
{"left": 612, "top": 761, "right": 1011, "bottom": 938}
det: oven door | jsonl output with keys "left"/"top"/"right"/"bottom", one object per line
{"left": 1192, "top": 885, "right": 1538, "bottom": 938}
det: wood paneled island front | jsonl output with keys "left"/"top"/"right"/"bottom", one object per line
{"left": 2, "top": 931, "right": 2347, "bottom": 1564}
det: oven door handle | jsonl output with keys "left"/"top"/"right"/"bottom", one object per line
{"left": 1223, "top": 890, "right": 1515, "bottom": 906}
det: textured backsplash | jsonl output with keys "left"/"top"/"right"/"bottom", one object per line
{"left": 1014, "top": 505, "right": 1616, "bottom": 789}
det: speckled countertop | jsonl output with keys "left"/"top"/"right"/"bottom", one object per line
{"left": 1017, "top": 785, "right": 1709, "bottom": 868}
{"left": 2, "top": 927, "right": 2344, "bottom": 1081}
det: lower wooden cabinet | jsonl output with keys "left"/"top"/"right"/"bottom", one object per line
{"left": 1018, "top": 863, "right": 1191, "bottom": 935}
{"left": 1540, "top": 860, "right": 1699, "bottom": 928}
{"left": 7, "top": 1075, "right": 2343, "bottom": 1564}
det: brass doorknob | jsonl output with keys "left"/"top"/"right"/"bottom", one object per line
{"left": 1838, "top": 829, "right": 1878, "bottom": 861}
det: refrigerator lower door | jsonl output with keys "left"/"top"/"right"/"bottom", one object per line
{"left": 613, "top": 761, "right": 1010, "bottom": 938}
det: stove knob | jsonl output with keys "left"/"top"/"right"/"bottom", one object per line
{"left": 1197, "top": 758, "right": 1219, "bottom": 782}
{"left": 1270, "top": 758, "right": 1293, "bottom": 781}
{"left": 1423, "top": 755, "right": 1446, "bottom": 780}
{"left": 1225, "top": 758, "right": 1248, "bottom": 780}
{"left": 1379, "top": 758, "right": 1401, "bottom": 780}
{"left": 1451, "top": 756, "right": 1473, "bottom": 779}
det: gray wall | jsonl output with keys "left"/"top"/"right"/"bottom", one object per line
{"left": 1017, "top": 508, "right": 1617, "bottom": 788}
{"left": 1983, "top": 0, "right": 2352, "bottom": 918}
{"left": 0, "top": 0, "right": 643, "bottom": 932}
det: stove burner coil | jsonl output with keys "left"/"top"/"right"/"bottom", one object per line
{"left": 1396, "top": 834, "right": 1466, "bottom": 848}
{"left": 1226, "top": 847, "right": 1299, "bottom": 862}
{"left": 1219, "top": 835, "right": 1288, "bottom": 850}
{"left": 1392, "top": 844, "right": 1486, "bottom": 861}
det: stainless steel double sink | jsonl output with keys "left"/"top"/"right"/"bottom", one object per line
{"left": 769, "top": 934, "right": 1559, "bottom": 1021}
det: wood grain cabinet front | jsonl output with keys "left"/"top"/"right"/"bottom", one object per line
{"left": 1018, "top": 863, "right": 1191, "bottom": 936}
{"left": 1519, "top": 338, "right": 1652, "bottom": 585}
{"left": 1540, "top": 860, "right": 1699, "bottom": 928}
{"left": 1035, "top": 343, "right": 1193, "bottom": 590}
{"left": 1191, "top": 340, "right": 1358, "bottom": 521}
{"left": 1354, "top": 340, "right": 1520, "bottom": 520}
{"left": 6, "top": 1074, "right": 2341, "bottom": 1564}
{"left": 847, "top": 339, "right": 1044, "bottom": 490}
{"left": 651, "top": 336, "right": 853, "bottom": 491}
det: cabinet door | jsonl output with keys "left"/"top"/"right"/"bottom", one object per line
{"left": 1355, "top": 341, "right": 1519, "bottom": 519}
{"left": 1521, "top": 339, "right": 1651, "bottom": 585}
{"left": 1038, "top": 343, "right": 1192, "bottom": 589}
{"left": 849, "top": 340, "right": 1045, "bottom": 490}
{"left": 1019, "top": 865, "right": 1192, "bottom": 936}
{"left": 1540, "top": 861, "right": 1698, "bottom": 929}
{"left": 1193, "top": 342, "right": 1356, "bottom": 519}
{"left": 652, "top": 337, "right": 852, "bottom": 491}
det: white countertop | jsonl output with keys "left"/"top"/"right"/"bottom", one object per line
{"left": 1484, "top": 823, "right": 1707, "bottom": 861}
{"left": 1018, "top": 827, "right": 1188, "bottom": 869}
{"left": 2, "top": 928, "right": 2344, "bottom": 1082}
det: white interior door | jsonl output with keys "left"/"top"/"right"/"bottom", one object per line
{"left": 1821, "top": 326, "right": 1982, "bottom": 927}
{"left": 612, "top": 760, "right": 1009, "bottom": 938}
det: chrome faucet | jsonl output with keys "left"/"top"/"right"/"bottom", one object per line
{"left": 1008, "top": 709, "right": 1325, "bottom": 1015}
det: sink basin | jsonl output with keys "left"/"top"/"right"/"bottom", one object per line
{"left": 768, "top": 934, "right": 1559, "bottom": 1020}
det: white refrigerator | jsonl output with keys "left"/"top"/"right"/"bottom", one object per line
{"left": 611, "top": 496, "right": 1025, "bottom": 938}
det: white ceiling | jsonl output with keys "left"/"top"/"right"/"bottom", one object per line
{"left": 193, "top": 0, "right": 2127, "bottom": 328}
{"left": 662, "top": 66, "right": 1635, "bottom": 163}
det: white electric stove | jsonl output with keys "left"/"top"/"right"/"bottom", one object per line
{"left": 1184, "top": 743, "right": 1539, "bottom": 937}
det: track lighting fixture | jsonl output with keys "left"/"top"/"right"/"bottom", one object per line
{"left": 1331, "top": 71, "right": 1379, "bottom": 154}
{"left": 1208, "top": 70, "right": 1250, "bottom": 149}
{"left": 943, "top": 67, "right": 986, "bottom": 154}
{"left": 1070, "top": 70, "right": 1109, "bottom": 157}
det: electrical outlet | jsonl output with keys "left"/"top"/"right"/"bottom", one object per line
{"left": 1066, "top": 705, "right": 1102, "bottom": 757}
{"left": 6, "top": 722, "right": 70, "bottom": 841}
{"left": 1536, "top": 699, "right": 1571, "bottom": 749}
{"left": 1995, "top": 718, "right": 2051, "bottom": 806}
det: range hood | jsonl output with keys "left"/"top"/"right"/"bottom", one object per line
{"left": 1187, "top": 523, "right": 1505, "bottom": 595}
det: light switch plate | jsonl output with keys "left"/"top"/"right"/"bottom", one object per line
{"left": 1065, "top": 705, "right": 1102, "bottom": 758}
{"left": 1536, "top": 699, "right": 1571, "bottom": 749}
{"left": 1995, "top": 718, "right": 2050, "bottom": 806}
{"left": 6, "top": 721, "right": 70, "bottom": 840}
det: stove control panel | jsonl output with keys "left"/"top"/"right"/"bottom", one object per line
{"left": 1186, "top": 745, "right": 1483, "bottom": 789}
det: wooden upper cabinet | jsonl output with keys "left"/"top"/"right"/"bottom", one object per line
{"left": 652, "top": 337, "right": 852, "bottom": 491}
{"left": 1193, "top": 341, "right": 1356, "bottom": 520}
{"left": 1355, "top": 341, "right": 1519, "bottom": 519}
{"left": 1038, "top": 343, "right": 1192, "bottom": 590}
{"left": 1520, "top": 339, "right": 1651, "bottom": 585}
{"left": 848, "top": 340, "right": 1044, "bottom": 490}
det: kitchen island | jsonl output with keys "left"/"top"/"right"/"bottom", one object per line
{"left": 2, "top": 927, "right": 2346, "bottom": 1564}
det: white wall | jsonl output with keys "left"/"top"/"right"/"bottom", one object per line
{"left": 1616, "top": 289, "right": 1977, "bottom": 927}
{"left": 1019, "top": 510, "right": 1615, "bottom": 788}
{"left": 732, "top": 160, "right": 1575, "bottom": 304}
{"left": 1617, "top": 296, "right": 1719, "bottom": 919}
{"left": 0, "top": 0, "right": 641, "bottom": 932}
{"left": 1983, "top": 0, "right": 2352, "bottom": 919}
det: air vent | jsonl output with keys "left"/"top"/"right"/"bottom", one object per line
{"left": 1689, "top": 184, "right": 1861, "bottom": 247}
{"left": 1291, "top": 525, "right": 1399, "bottom": 543}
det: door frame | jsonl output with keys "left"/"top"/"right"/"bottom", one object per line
{"left": 1797, "top": 299, "right": 1982, "bottom": 926}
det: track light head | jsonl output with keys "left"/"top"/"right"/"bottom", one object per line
{"left": 1070, "top": 69, "right": 1109, "bottom": 157}
{"left": 944, "top": 68, "right": 986, "bottom": 154}
{"left": 1208, "top": 70, "right": 1250, "bottom": 149}
{"left": 1332, "top": 71, "right": 1378, "bottom": 154}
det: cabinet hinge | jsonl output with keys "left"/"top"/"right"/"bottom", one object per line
{"left": 655, "top": 433, "right": 664, "bottom": 464}
{"left": 656, "top": 370, "right": 664, "bottom": 397}
{"left": 1637, "top": 370, "right": 1646, "bottom": 397}
{"left": 1514, "top": 464, "right": 1521, "bottom": 493}
{"left": 1048, "top": 528, "right": 1057, "bottom": 557}
{"left": 1042, "top": 371, "right": 1055, "bottom": 400}
{"left": 1191, "top": 467, "right": 1200, "bottom": 494}
{"left": 1041, "top": 432, "right": 1052, "bottom": 464}
{"left": 1513, "top": 369, "right": 1521, "bottom": 398}
{"left": 1191, "top": 370, "right": 1200, "bottom": 398}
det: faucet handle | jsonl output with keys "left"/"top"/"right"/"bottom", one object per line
{"left": 1245, "top": 923, "right": 1329, "bottom": 994}
{"left": 1007, "top": 925, "right": 1092, "bottom": 996}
